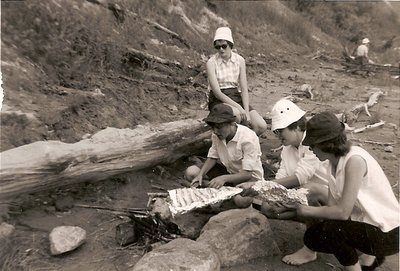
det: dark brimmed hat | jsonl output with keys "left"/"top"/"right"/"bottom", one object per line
{"left": 303, "top": 111, "right": 345, "bottom": 146}
{"left": 203, "top": 103, "right": 236, "bottom": 124}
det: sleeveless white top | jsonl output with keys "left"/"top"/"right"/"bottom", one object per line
{"left": 329, "top": 146, "right": 399, "bottom": 232}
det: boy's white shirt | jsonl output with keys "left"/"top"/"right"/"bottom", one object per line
{"left": 207, "top": 124, "right": 264, "bottom": 182}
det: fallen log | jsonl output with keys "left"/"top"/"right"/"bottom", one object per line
{"left": 0, "top": 119, "right": 211, "bottom": 200}
{"left": 342, "top": 62, "right": 400, "bottom": 75}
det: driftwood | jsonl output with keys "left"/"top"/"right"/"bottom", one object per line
{"left": 342, "top": 46, "right": 400, "bottom": 75}
{"left": 126, "top": 47, "right": 183, "bottom": 68}
{"left": 343, "top": 62, "right": 400, "bottom": 75}
{"left": 0, "top": 119, "right": 211, "bottom": 200}
{"left": 350, "top": 138, "right": 394, "bottom": 146}
{"left": 144, "top": 19, "right": 190, "bottom": 48}
{"left": 353, "top": 120, "right": 385, "bottom": 133}
{"left": 350, "top": 90, "right": 384, "bottom": 117}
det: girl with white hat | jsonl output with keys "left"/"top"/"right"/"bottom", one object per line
{"left": 263, "top": 98, "right": 332, "bottom": 266}
{"left": 206, "top": 26, "right": 267, "bottom": 136}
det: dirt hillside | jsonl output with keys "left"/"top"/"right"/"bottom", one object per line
{"left": 1, "top": 1, "right": 399, "bottom": 270}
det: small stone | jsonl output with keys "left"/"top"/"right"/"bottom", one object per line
{"left": 55, "top": 196, "right": 74, "bottom": 212}
{"left": 0, "top": 222, "right": 15, "bottom": 240}
{"left": 384, "top": 145, "right": 394, "bottom": 153}
{"left": 49, "top": 226, "right": 86, "bottom": 255}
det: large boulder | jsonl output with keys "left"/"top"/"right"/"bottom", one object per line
{"left": 197, "top": 208, "right": 280, "bottom": 267}
{"left": 131, "top": 238, "right": 220, "bottom": 271}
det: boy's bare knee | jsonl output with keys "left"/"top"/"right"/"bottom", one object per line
{"left": 184, "top": 165, "right": 200, "bottom": 181}
{"left": 233, "top": 195, "right": 253, "bottom": 208}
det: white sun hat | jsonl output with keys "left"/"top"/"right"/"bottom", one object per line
{"left": 213, "top": 26, "right": 234, "bottom": 44}
{"left": 362, "top": 38, "right": 370, "bottom": 44}
{"left": 271, "top": 99, "right": 306, "bottom": 131}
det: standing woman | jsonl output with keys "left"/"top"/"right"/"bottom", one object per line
{"left": 286, "top": 111, "right": 399, "bottom": 271}
{"left": 207, "top": 26, "right": 267, "bottom": 136}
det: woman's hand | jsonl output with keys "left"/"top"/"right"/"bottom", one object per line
{"left": 281, "top": 202, "right": 309, "bottom": 217}
{"left": 237, "top": 181, "right": 256, "bottom": 189}
{"left": 281, "top": 202, "right": 299, "bottom": 210}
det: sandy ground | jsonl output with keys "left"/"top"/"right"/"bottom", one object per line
{"left": 1, "top": 60, "right": 399, "bottom": 271}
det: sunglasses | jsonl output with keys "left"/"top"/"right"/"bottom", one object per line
{"left": 214, "top": 44, "right": 228, "bottom": 50}
{"left": 273, "top": 128, "right": 284, "bottom": 135}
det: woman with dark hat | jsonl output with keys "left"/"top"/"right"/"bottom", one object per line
{"left": 284, "top": 111, "right": 399, "bottom": 271}
{"left": 206, "top": 26, "right": 267, "bottom": 135}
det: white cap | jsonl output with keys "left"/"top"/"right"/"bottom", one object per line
{"left": 213, "top": 27, "right": 234, "bottom": 44}
{"left": 271, "top": 99, "right": 306, "bottom": 131}
{"left": 362, "top": 38, "right": 370, "bottom": 44}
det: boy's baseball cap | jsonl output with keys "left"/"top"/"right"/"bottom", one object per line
{"left": 203, "top": 103, "right": 236, "bottom": 124}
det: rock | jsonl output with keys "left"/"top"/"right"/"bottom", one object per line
{"left": 387, "top": 123, "right": 398, "bottom": 130}
{"left": 49, "top": 226, "right": 86, "bottom": 255}
{"left": 197, "top": 208, "right": 280, "bottom": 267}
{"left": 171, "top": 211, "right": 213, "bottom": 239}
{"left": 167, "top": 105, "right": 178, "bottom": 112}
{"left": 131, "top": 238, "right": 220, "bottom": 271}
{"left": 0, "top": 222, "right": 15, "bottom": 240}
{"left": 55, "top": 196, "right": 74, "bottom": 212}
{"left": 115, "top": 222, "right": 138, "bottom": 246}
{"left": 384, "top": 145, "right": 394, "bottom": 153}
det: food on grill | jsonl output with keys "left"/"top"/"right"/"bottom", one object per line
{"left": 251, "top": 181, "right": 309, "bottom": 205}
{"left": 168, "top": 187, "right": 243, "bottom": 216}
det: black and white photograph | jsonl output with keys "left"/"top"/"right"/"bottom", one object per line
{"left": 1, "top": 0, "right": 399, "bottom": 270}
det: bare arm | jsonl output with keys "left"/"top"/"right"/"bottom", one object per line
{"left": 274, "top": 175, "right": 300, "bottom": 189}
{"left": 297, "top": 156, "right": 366, "bottom": 220}
{"left": 238, "top": 57, "right": 250, "bottom": 117}
{"left": 198, "top": 157, "right": 217, "bottom": 177}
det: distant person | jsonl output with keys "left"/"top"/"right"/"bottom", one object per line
{"left": 282, "top": 111, "right": 399, "bottom": 271}
{"left": 185, "top": 103, "right": 264, "bottom": 208}
{"left": 207, "top": 26, "right": 267, "bottom": 136}
{"left": 262, "top": 99, "right": 330, "bottom": 266}
{"left": 354, "top": 38, "right": 374, "bottom": 65}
